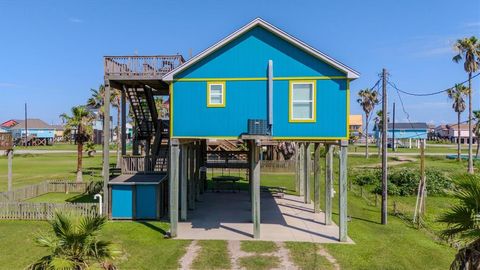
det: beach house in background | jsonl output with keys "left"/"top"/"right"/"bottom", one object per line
{"left": 375, "top": 122, "right": 428, "bottom": 148}
{"left": 102, "top": 18, "right": 359, "bottom": 242}
{"left": 0, "top": 119, "right": 59, "bottom": 146}
{"left": 434, "top": 124, "right": 477, "bottom": 144}
{"left": 349, "top": 114, "right": 363, "bottom": 137}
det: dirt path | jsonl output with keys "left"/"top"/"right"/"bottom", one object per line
{"left": 179, "top": 240, "right": 200, "bottom": 269}
{"left": 318, "top": 245, "right": 340, "bottom": 270}
{"left": 357, "top": 156, "right": 417, "bottom": 168}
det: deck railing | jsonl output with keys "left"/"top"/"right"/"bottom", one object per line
{"left": 122, "top": 155, "right": 167, "bottom": 174}
{"left": 104, "top": 55, "right": 185, "bottom": 79}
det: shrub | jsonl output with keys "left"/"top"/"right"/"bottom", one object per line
{"left": 353, "top": 169, "right": 380, "bottom": 186}
{"left": 373, "top": 168, "right": 454, "bottom": 196}
{"left": 85, "top": 181, "right": 103, "bottom": 195}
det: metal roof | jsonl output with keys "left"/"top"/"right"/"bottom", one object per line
{"left": 8, "top": 119, "right": 54, "bottom": 130}
{"left": 387, "top": 122, "right": 429, "bottom": 130}
{"left": 163, "top": 18, "right": 360, "bottom": 81}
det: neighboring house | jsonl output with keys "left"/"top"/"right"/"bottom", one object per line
{"left": 4, "top": 119, "right": 55, "bottom": 146}
{"left": 434, "top": 124, "right": 449, "bottom": 139}
{"left": 104, "top": 18, "right": 359, "bottom": 242}
{"left": 374, "top": 122, "right": 428, "bottom": 148}
{"left": 446, "top": 124, "right": 476, "bottom": 144}
{"left": 349, "top": 114, "right": 363, "bottom": 137}
{"left": 87, "top": 106, "right": 113, "bottom": 144}
{"left": 51, "top": 125, "right": 65, "bottom": 142}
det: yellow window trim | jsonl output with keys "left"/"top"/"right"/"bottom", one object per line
{"left": 289, "top": 80, "right": 316, "bottom": 123}
{"left": 207, "top": 81, "right": 226, "bottom": 108}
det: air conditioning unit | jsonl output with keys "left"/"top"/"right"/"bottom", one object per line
{"left": 248, "top": 119, "right": 269, "bottom": 135}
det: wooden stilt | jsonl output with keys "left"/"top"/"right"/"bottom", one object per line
{"left": 299, "top": 143, "right": 305, "bottom": 196}
{"left": 339, "top": 140, "right": 348, "bottom": 242}
{"left": 180, "top": 144, "right": 187, "bottom": 221}
{"left": 303, "top": 142, "right": 310, "bottom": 204}
{"left": 188, "top": 145, "right": 195, "bottom": 210}
{"left": 250, "top": 141, "right": 261, "bottom": 239}
{"left": 295, "top": 143, "right": 300, "bottom": 193}
{"left": 102, "top": 81, "right": 111, "bottom": 216}
{"left": 325, "top": 144, "right": 333, "bottom": 225}
{"left": 313, "top": 143, "right": 321, "bottom": 213}
{"left": 121, "top": 86, "right": 127, "bottom": 157}
{"left": 169, "top": 139, "right": 180, "bottom": 237}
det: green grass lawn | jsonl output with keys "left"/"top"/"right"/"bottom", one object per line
{"left": 350, "top": 144, "right": 472, "bottom": 154}
{"left": 0, "top": 152, "right": 467, "bottom": 269}
{"left": 0, "top": 153, "right": 115, "bottom": 191}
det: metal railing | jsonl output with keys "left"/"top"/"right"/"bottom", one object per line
{"left": 104, "top": 55, "right": 184, "bottom": 79}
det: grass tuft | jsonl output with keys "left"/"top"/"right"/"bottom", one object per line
{"left": 191, "top": 240, "right": 231, "bottom": 269}
{"left": 241, "top": 241, "right": 278, "bottom": 254}
{"left": 238, "top": 255, "right": 280, "bottom": 270}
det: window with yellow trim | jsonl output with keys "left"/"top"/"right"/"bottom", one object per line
{"left": 290, "top": 81, "right": 316, "bottom": 122}
{"left": 207, "top": 82, "right": 225, "bottom": 107}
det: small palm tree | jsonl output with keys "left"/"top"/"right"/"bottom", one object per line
{"left": 438, "top": 175, "right": 480, "bottom": 269}
{"left": 61, "top": 106, "right": 94, "bottom": 182}
{"left": 447, "top": 84, "right": 471, "bottom": 161}
{"left": 374, "top": 110, "right": 385, "bottom": 155}
{"left": 28, "top": 212, "right": 119, "bottom": 270}
{"left": 453, "top": 36, "right": 480, "bottom": 174}
{"left": 110, "top": 89, "right": 122, "bottom": 168}
{"left": 474, "top": 110, "right": 480, "bottom": 158}
{"left": 357, "top": 88, "right": 379, "bottom": 158}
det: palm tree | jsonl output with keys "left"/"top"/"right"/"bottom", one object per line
{"left": 28, "top": 212, "right": 119, "bottom": 270}
{"left": 87, "top": 85, "right": 106, "bottom": 144}
{"left": 447, "top": 84, "right": 470, "bottom": 161}
{"left": 474, "top": 110, "right": 480, "bottom": 158}
{"left": 60, "top": 106, "right": 94, "bottom": 182}
{"left": 357, "top": 88, "right": 379, "bottom": 158}
{"left": 374, "top": 110, "right": 385, "bottom": 156}
{"left": 438, "top": 175, "right": 480, "bottom": 269}
{"left": 453, "top": 36, "right": 480, "bottom": 174}
{"left": 111, "top": 89, "right": 122, "bottom": 168}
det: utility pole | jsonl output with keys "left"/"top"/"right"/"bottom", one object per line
{"left": 381, "top": 68, "right": 388, "bottom": 225}
{"left": 392, "top": 102, "right": 396, "bottom": 151}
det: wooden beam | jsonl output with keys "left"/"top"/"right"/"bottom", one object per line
{"left": 313, "top": 143, "right": 321, "bottom": 213}
{"left": 103, "top": 80, "right": 111, "bottom": 216}
{"left": 180, "top": 144, "right": 187, "bottom": 221}
{"left": 325, "top": 144, "right": 333, "bottom": 225}
{"left": 169, "top": 139, "right": 180, "bottom": 237}
{"left": 339, "top": 140, "right": 348, "bottom": 242}
{"left": 295, "top": 143, "right": 300, "bottom": 193}
{"left": 303, "top": 142, "right": 310, "bottom": 203}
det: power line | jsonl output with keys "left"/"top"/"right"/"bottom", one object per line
{"left": 388, "top": 73, "right": 480, "bottom": 96}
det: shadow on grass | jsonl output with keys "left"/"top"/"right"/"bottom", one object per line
{"left": 136, "top": 221, "right": 167, "bottom": 236}
{"left": 66, "top": 194, "right": 96, "bottom": 203}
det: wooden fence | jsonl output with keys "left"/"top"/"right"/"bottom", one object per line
{"left": 0, "top": 181, "right": 88, "bottom": 202}
{"left": 0, "top": 202, "right": 98, "bottom": 220}
{"left": 260, "top": 160, "right": 314, "bottom": 172}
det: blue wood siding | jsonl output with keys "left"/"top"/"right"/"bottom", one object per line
{"left": 111, "top": 185, "right": 133, "bottom": 219}
{"left": 176, "top": 26, "right": 345, "bottom": 79}
{"left": 171, "top": 25, "right": 349, "bottom": 139}
{"left": 11, "top": 129, "right": 55, "bottom": 139}
{"left": 135, "top": 185, "right": 157, "bottom": 219}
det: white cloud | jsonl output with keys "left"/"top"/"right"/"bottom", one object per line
{"left": 68, "top": 17, "right": 84, "bottom": 23}
{"left": 464, "top": 21, "right": 480, "bottom": 28}
{"left": 0, "top": 82, "right": 19, "bottom": 88}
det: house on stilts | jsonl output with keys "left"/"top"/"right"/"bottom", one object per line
{"left": 102, "top": 18, "right": 359, "bottom": 242}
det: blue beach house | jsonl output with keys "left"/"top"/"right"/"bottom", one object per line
{"left": 103, "top": 18, "right": 359, "bottom": 242}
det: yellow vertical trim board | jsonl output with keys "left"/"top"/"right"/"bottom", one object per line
{"left": 346, "top": 79, "right": 350, "bottom": 139}
{"left": 206, "top": 81, "right": 226, "bottom": 107}
{"left": 169, "top": 83, "right": 174, "bottom": 138}
{"left": 288, "top": 80, "right": 317, "bottom": 123}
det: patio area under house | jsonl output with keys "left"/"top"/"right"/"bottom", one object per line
{"left": 102, "top": 18, "right": 359, "bottom": 243}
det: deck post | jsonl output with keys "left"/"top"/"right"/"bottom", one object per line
{"left": 121, "top": 85, "right": 127, "bottom": 157}
{"left": 102, "top": 80, "right": 111, "bottom": 216}
{"left": 339, "top": 140, "right": 348, "bottom": 242}
{"left": 325, "top": 144, "right": 333, "bottom": 225}
{"left": 188, "top": 144, "right": 195, "bottom": 210}
{"left": 249, "top": 140, "right": 261, "bottom": 239}
{"left": 169, "top": 139, "right": 180, "bottom": 237}
{"left": 295, "top": 143, "right": 300, "bottom": 193}
{"left": 195, "top": 142, "right": 201, "bottom": 199}
{"left": 180, "top": 144, "right": 188, "bottom": 221}
{"left": 313, "top": 143, "right": 321, "bottom": 213}
{"left": 299, "top": 143, "right": 305, "bottom": 196}
{"left": 303, "top": 142, "right": 310, "bottom": 203}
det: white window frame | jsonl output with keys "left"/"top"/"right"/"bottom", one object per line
{"left": 207, "top": 81, "right": 226, "bottom": 107}
{"left": 289, "top": 81, "right": 316, "bottom": 122}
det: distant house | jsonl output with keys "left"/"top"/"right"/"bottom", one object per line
{"left": 374, "top": 122, "right": 428, "bottom": 148}
{"left": 445, "top": 124, "right": 476, "bottom": 144}
{"left": 3, "top": 119, "right": 55, "bottom": 146}
{"left": 51, "top": 124, "right": 65, "bottom": 141}
{"left": 86, "top": 106, "right": 113, "bottom": 144}
{"left": 349, "top": 115, "right": 363, "bottom": 137}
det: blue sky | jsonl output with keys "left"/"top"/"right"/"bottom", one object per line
{"left": 0, "top": 0, "right": 479, "bottom": 127}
